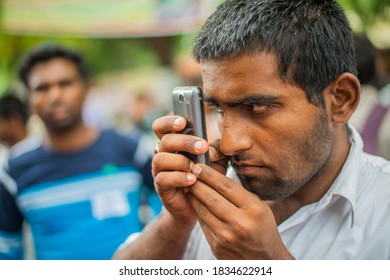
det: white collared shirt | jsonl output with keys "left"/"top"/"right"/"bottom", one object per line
{"left": 184, "top": 127, "right": 390, "bottom": 259}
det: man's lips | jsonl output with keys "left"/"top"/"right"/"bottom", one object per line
{"left": 48, "top": 105, "right": 68, "bottom": 120}
{"left": 232, "top": 163, "right": 268, "bottom": 176}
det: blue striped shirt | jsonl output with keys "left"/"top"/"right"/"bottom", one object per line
{"left": 0, "top": 130, "right": 159, "bottom": 259}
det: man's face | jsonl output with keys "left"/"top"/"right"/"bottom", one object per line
{"left": 27, "top": 58, "right": 87, "bottom": 133}
{"left": 202, "top": 53, "right": 334, "bottom": 201}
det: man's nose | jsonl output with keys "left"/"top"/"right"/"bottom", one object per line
{"left": 48, "top": 85, "right": 62, "bottom": 102}
{"left": 219, "top": 115, "right": 252, "bottom": 156}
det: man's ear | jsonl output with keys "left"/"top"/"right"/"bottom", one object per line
{"left": 324, "top": 73, "right": 360, "bottom": 124}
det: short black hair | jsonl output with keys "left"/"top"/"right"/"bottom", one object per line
{"left": 0, "top": 93, "right": 29, "bottom": 124}
{"left": 193, "top": 0, "right": 357, "bottom": 107}
{"left": 18, "top": 44, "right": 89, "bottom": 88}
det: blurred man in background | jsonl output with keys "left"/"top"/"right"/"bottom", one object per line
{"left": 0, "top": 93, "right": 42, "bottom": 163}
{"left": 0, "top": 91, "right": 42, "bottom": 260}
{"left": 0, "top": 44, "right": 156, "bottom": 259}
{"left": 0, "top": 94, "right": 28, "bottom": 151}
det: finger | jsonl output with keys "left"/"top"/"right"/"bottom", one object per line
{"left": 154, "top": 170, "right": 197, "bottom": 192}
{"left": 152, "top": 152, "right": 193, "bottom": 177}
{"left": 160, "top": 133, "right": 209, "bottom": 156}
{"left": 207, "top": 139, "right": 229, "bottom": 174}
{"left": 189, "top": 178, "right": 237, "bottom": 223}
{"left": 208, "top": 139, "right": 225, "bottom": 162}
{"left": 152, "top": 115, "right": 186, "bottom": 139}
{"left": 191, "top": 164, "right": 257, "bottom": 208}
{"left": 188, "top": 192, "right": 243, "bottom": 260}
{"left": 187, "top": 192, "right": 225, "bottom": 235}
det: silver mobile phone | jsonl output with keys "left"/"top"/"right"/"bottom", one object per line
{"left": 172, "top": 86, "right": 210, "bottom": 165}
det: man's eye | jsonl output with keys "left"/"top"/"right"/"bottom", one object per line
{"left": 215, "top": 106, "right": 224, "bottom": 114}
{"left": 213, "top": 105, "right": 224, "bottom": 114}
{"left": 59, "top": 80, "right": 73, "bottom": 87}
{"left": 34, "top": 85, "right": 49, "bottom": 92}
{"left": 246, "top": 103, "right": 274, "bottom": 113}
{"left": 207, "top": 103, "right": 224, "bottom": 114}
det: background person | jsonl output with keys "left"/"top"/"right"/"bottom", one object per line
{"left": 0, "top": 94, "right": 29, "bottom": 151}
{"left": 0, "top": 91, "right": 43, "bottom": 259}
{"left": 349, "top": 33, "right": 390, "bottom": 159}
{"left": 0, "top": 92, "right": 42, "bottom": 164}
{"left": 0, "top": 44, "right": 156, "bottom": 260}
{"left": 113, "top": 0, "right": 390, "bottom": 260}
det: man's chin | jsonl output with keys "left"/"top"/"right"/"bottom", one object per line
{"left": 238, "top": 174, "right": 294, "bottom": 201}
{"left": 46, "top": 121, "right": 77, "bottom": 133}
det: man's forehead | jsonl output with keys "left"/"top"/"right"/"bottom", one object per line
{"left": 28, "top": 59, "right": 78, "bottom": 87}
{"left": 200, "top": 53, "right": 279, "bottom": 79}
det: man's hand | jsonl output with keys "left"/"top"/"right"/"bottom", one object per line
{"left": 152, "top": 115, "right": 210, "bottom": 225}
{"left": 188, "top": 163, "right": 294, "bottom": 260}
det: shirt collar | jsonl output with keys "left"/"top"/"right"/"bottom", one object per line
{"left": 321, "top": 125, "right": 362, "bottom": 227}
{"left": 279, "top": 125, "right": 362, "bottom": 231}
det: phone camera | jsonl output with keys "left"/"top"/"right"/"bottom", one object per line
{"left": 179, "top": 93, "right": 184, "bottom": 103}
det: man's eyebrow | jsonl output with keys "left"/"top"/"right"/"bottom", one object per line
{"left": 204, "top": 94, "right": 280, "bottom": 107}
{"left": 203, "top": 95, "right": 218, "bottom": 105}
{"left": 31, "top": 76, "right": 79, "bottom": 91}
{"left": 31, "top": 82, "right": 49, "bottom": 91}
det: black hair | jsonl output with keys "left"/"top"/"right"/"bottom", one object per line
{"left": 353, "top": 33, "right": 377, "bottom": 85}
{"left": 0, "top": 92, "right": 29, "bottom": 124}
{"left": 193, "top": 0, "right": 357, "bottom": 107}
{"left": 18, "top": 44, "right": 89, "bottom": 88}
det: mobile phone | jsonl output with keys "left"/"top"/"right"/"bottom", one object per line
{"left": 172, "top": 86, "right": 210, "bottom": 165}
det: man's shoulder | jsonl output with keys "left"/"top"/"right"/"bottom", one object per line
{"left": 8, "top": 142, "right": 45, "bottom": 168}
{"left": 358, "top": 153, "right": 390, "bottom": 201}
{"left": 9, "top": 136, "right": 43, "bottom": 159}
{"left": 361, "top": 153, "right": 390, "bottom": 178}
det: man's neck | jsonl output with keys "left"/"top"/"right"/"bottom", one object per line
{"left": 45, "top": 123, "right": 98, "bottom": 153}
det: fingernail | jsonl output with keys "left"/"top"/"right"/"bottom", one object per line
{"left": 189, "top": 161, "right": 194, "bottom": 170}
{"left": 187, "top": 173, "right": 196, "bottom": 182}
{"left": 194, "top": 141, "right": 204, "bottom": 151}
{"left": 192, "top": 165, "right": 202, "bottom": 175}
{"left": 173, "top": 117, "right": 181, "bottom": 127}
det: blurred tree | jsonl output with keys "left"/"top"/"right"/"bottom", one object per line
{"left": 338, "top": 0, "right": 390, "bottom": 31}
{"left": 0, "top": 34, "right": 183, "bottom": 95}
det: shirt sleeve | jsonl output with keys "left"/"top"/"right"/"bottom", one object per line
{"left": 0, "top": 178, "right": 24, "bottom": 259}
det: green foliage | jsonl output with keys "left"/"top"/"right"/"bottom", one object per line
{"left": 338, "top": 0, "right": 390, "bottom": 29}
{"left": 0, "top": 34, "right": 182, "bottom": 95}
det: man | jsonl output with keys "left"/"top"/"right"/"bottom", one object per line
{"left": 0, "top": 93, "right": 43, "bottom": 260}
{"left": 0, "top": 94, "right": 29, "bottom": 167}
{"left": 0, "top": 94, "right": 29, "bottom": 149}
{"left": 0, "top": 94, "right": 42, "bottom": 162}
{"left": 114, "top": 0, "right": 390, "bottom": 260}
{"left": 0, "top": 44, "right": 155, "bottom": 259}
